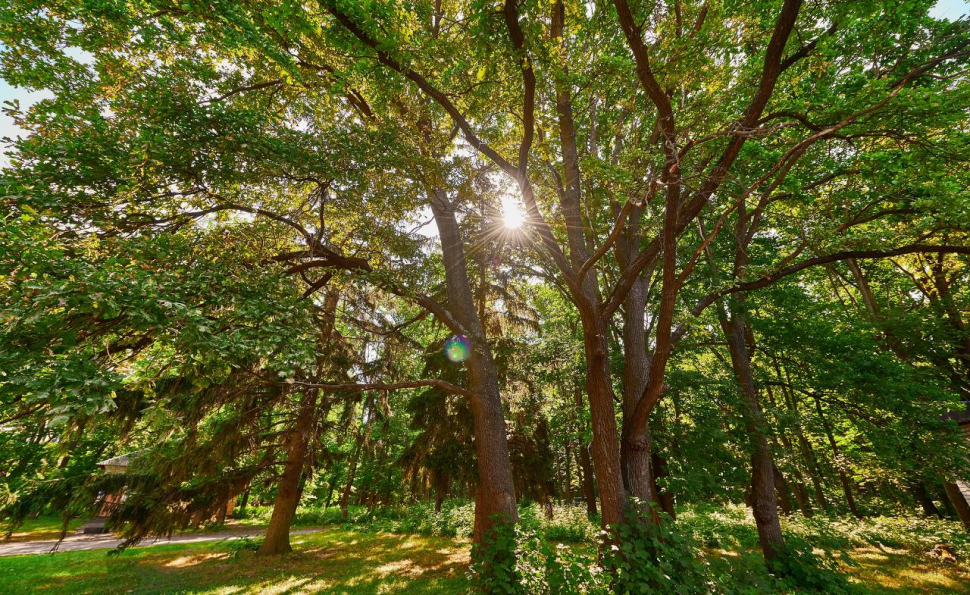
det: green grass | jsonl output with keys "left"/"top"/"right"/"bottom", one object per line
{"left": 0, "top": 527, "right": 471, "bottom": 595}
{"left": 3, "top": 507, "right": 969, "bottom": 594}
{"left": 2, "top": 515, "right": 84, "bottom": 542}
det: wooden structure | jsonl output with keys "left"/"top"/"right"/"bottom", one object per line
{"left": 96, "top": 453, "right": 235, "bottom": 520}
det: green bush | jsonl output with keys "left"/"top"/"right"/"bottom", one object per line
{"left": 766, "top": 535, "right": 856, "bottom": 595}
{"left": 604, "top": 509, "right": 714, "bottom": 595}
{"left": 470, "top": 522, "right": 609, "bottom": 595}
{"left": 226, "top": 536, "right": 262, "bottom": 560}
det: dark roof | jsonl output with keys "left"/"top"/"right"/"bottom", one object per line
{"left": 944, "top": 401, "right": 970, "bottom": 426}
{"left": 96, "top": 452, "right": 138, "bottom": 468}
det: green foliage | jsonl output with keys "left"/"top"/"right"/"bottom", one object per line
{"left": 766, "top": 537, "right": 855, "bottom": 595}
{"left": 506, "top": 531, "right": 610, "bottom": 595}
{"left": 604, "top": 510, "right": 714, "bottom": 595}
{"left": 226, "top": 537, "right": 263, "bottom": 560}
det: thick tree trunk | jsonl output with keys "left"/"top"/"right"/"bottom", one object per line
{"left": 621, "top": 429, "right": 659, "bottom": 516}
{"left": 258, "top": 391, "right": 318, "bottom": 556}
{"left": 429, "top": 190, "right": 517, "bottom": 546}
{"left": 944, "top": 482, "right": 970, "bottom": 532}
{"left": 580, "top": 314, "right": 627, "bottom": 530}
{"left": 723, "top": 314, "right": 785, "bottom": 562}
{"left": 550, "top": 6, "right": 625, "bottom": 532}
{"left": 619, "top": 276, "right": 663, "bottom": 515}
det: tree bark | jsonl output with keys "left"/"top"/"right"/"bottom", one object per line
{"left": 772, "top": 462, "right": 794, "bottom": 516}
{"left": 550, "top": 4, "right": 626, "bottom": 531}
{"left": 652, "top": 452, "right": 676, "bottom": 518}
{"left": 723, "top": 313, "right": 785, "bottom": 562}
{"left": 258, "top": 390, "right": 318, "bottom": 556}
{"left": 580, "top": 310, "right": 627, "bottom": 530}
{"left": 911, "top": 483, "right": 943, "bottom": 518}
{"left": 434, "top": 471, "right": 449, "bottom": 514}
{"left": 429, "top": 189, "right": 518, "bottom": 545}
{"left": 618, "top": 275, "right": 663, "bottom": 515}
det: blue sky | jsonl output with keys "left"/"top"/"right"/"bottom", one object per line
{"left": 0, "top": 0, "right": 967, "bottom": 143}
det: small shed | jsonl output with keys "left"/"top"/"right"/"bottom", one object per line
{"left": 945, "top": 402, "right": 970, "bottom": 506}
{"left": 96, "top": 452, "right": 236, "bottom": 520}
{"left": 95, "top": 453, "right": 136, "bottom": 515}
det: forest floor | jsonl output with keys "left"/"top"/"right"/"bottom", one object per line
{"left": 1, "top": 523, "right": 968, "bottom": 595}
{"left": 0, "top": 526, "right": 327, "bottom": 556}
{"left": 0, "top": 527, "right": 472, "bottom": 594}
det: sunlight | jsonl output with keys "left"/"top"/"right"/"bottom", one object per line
{"left": 502, "top": 196, "right": 525, "bottom": 229}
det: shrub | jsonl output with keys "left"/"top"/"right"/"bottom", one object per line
{"left": 604, "top": 509, "right": 714, "bottom": 595}
{"left": 766, "top": 535, "right": 856, "bottom": 595}
{"left": 226, "top": 536, "right": 262, "bottom": 560}
{"left": 470, "top": 522, "right": 609, "bottom": 595}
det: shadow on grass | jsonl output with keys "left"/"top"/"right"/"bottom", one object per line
{"left": 0, "top": 528, "right": 472, "bottom": 595}
{"left": 845, "top": 546, "right": 970, "bottom": 595}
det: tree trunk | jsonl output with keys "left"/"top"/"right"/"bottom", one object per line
{"left": 941, "top": 483, "right": 960, "bottom": 520}
{"left": 765, "top": 385, "right": 813, "bottom": 518}
{"left": 775, "top": 365, "right": 830, "bottom": 513}
{"left": 580, "top": 314, "right": 626, "bottom": 530}
{"left": 944, "top": 482, "right": 970, "bottom": 532}
{"left": 341, "top": 431, "right": 364, "bottom": 522}
{"left": 573, "top": 388, "right": 598, "bottom": 517}
{"left": 258, "top": 390, "right": 318, "bottom": 556}
{"left": 434, "top": 472, "right": 449, "bottom": 514}
{"left": 723, "top": 314, "right": 785, "bottom": 562}
{"left": 429, "top": 189, "right": 518, "bottom": 546}
{"left": 772, "top": 462, "right": 794, "bottom": 516}
{"left": 216, "top": 501, "right": 228, "bottom": 525}
{"left": 911, "top": 483, "right": 943, "bottom": 518}
{"left": 619, "top": 275, "right": 663, "bottom": 516}
{"left": 813, "top": 394, "right": 861, "bottom": 517}
{"left": 564, "top": 443, "right": 573, "bottom": 503}
{"left": 791, "top": 472, "right": 814, "bottom": 518}
{"left": 550, "top": 8, "right": 625, "bottom": 532}
{"left": 652, "top": 453, "right": 676, "bottom": 518}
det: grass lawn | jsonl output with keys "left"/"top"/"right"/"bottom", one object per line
{"left": 2, "top": 515, "right": 84, "bottom": 542}
{"left": 0, "top": 528, "right": 471, "bottom": 595}
{"left": 1, "top": 524, "right": 968, "bottom": 594}
{"left": 847, "top": 545, "right": 970, "bottom": 594}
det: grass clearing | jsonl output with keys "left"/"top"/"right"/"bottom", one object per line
{"left": 2, "top": 515, "right": 84, "bottom": 542}
{"left": 2, "top": 520, "right": 969, "bottom": 594}
{"left": 0, "top": 527, "right": 471, "bottom": 595}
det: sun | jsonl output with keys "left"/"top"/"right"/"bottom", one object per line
{"left": 502, "top": 197, "right": 525, "bottom": 229}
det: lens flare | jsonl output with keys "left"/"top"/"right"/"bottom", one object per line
{"left": 502, "top": 196, "right": 525, "bottom": 229}
{"left": 445, "top": 335, "right": 471, "bottom": 363}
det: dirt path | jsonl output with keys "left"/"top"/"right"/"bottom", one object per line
{"left": 0, "top": 527, "right": 324, "bottom": 557}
